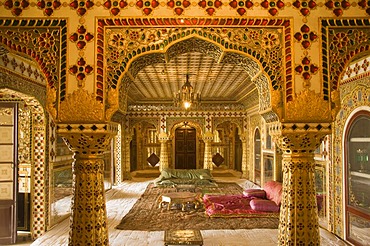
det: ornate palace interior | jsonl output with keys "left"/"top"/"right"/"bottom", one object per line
{"left": 0, "top": 1, "right": 369, "bottom": 245}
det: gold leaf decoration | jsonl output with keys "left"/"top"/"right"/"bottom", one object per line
{"left": 58, "top": 89, "right": 104, "bottom": 122}
{"left": 285, "top": 89, "right": 331, "bottom": 122}
{"left": 47, "top": 86, "right": 57, "bottom": 121}
{"left": 105, "top": 87, "right": 119, "bottom": 121}
{"left": 330, "top": 90, "right": 340, "bottom": 120}
{"left": 271, "top": 89, "right": 283, "bottom": 120}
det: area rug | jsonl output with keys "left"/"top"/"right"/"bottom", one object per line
{"left": 133, "top": 172, "right": 160, "bottom": 178}
{"left": 115, "top": 182, "right": 279, "bottom": 231}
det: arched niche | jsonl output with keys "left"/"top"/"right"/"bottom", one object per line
{"left": 0, "top": 88, "right": 47, "bottom": 239}
{"left": 254, "top": 127, "right": 262, "bottom": 185}
{"left": 130, "top": 120, "right": 161, "bottom": 170}
{"left": 343, "top": 109, "right": 370, "bottom": 245}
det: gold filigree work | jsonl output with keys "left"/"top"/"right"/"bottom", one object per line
{"left": 58, "top": 89, "right": 104, "bottom": 122}
{"left": 270, "top": 89, "right": 283, "bottom": 120}
{"left": 105, "top": 87, "right": 119, "bottom": 121}
{"left": 47, "top": 87, "right": 57, "bottom": 120}
{"left": 285, "top": 89, "right": 331, "bottom": 122}
{"left": 330, "top": 90, "right": 340, "bottom": 119}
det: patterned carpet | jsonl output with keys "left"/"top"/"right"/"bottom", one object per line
{"left": 116, "top": 182, "right": 279, "bottom": 231}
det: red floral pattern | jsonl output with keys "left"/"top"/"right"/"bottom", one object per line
{"left": 69, "top": 25, "right": 94, "bottom": 50}
{"left": 324, "top": 0, "right": 350, "bottom": 17}
{"left": 295, "top": 56, "right": 319, "bottom": 81}
{"left": 4, "top": 0, "right": 30, "bottom": 16}
{"left": 293, "top": 24, "right": 318, "bottom": 49}
{"left": 136, "top": 0, "right": 160, "bottom": 15}
{"left": 260, "top": 0, "right": 284, "bottom": 16}
{"left": 229, "top": 0, "right": 254, "bottom": 16}
{"left": 36, "top": 0, "right": 61, "bottom": 16}
{"left": 69, "top": 0, "right": 94, "bottom": 16}
{"left": 292, "top": 0, "right": 317, "bottom": 16}
{"left": 69, "top": 57, "right": 94, "bottom": 87}
{"left": 103, "top": 0, "right": 128, "bottom": 16}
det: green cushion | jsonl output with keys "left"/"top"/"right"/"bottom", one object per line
{"left": 160, "top": 168, "right": 213, "bottom": 180}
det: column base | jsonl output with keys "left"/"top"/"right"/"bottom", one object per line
{"left": 122, "top": 172, "right": 132, "bottom": 180}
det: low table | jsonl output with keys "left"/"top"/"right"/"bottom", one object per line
{"left": 159, "top": 191, "right": 201, "bottom": 211}
{"left": 164, "top": 229, "right": 203, "bottom": 246}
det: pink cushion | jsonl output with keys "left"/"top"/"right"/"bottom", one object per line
{"left": 250, "top": 199, "right": 280, "bottom": 212}
{"left": 243, "top": 189, "right": 266, "bottom": 199}
{"left": 263, "top": 181, "right": 282, "bottom": 206}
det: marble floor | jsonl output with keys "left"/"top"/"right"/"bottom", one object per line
{"left": 21, "top": 171, "right": 349, "bottom": 246}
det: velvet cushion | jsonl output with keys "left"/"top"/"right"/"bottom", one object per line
{"left": 250, "top": 198, "right": 280, "bottom": 212}
{"left": 159, "top": 168, "right": 213, "bottom": 180}
{"left": 242, "top": 189, "right": 266, "bottom": 199}
{"left": 263, "top": 181, "right": 283, "bottom": 206}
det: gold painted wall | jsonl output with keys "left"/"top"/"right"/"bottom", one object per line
{"left": 332, "top": 77, "right": 370, "bottom": 237}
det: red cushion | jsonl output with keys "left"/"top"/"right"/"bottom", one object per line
{"left": 243, "top": 189, "right": 266, "bottom": 199}
{"left": 263, "top": 181, "right": 282, "bottom": 206}
{"left": 250, "top": 199, "right": 280, "bottom": 212}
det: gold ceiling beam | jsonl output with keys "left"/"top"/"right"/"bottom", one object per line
{"left": 237, "top": 85, "right": 257, "bottom": 102}
{"left": 251, "top": 70, "right": 262, "bottom": 82}
{"left": 164, "top": 52, "right": 170, "bottom": 63}
{"left": 127, "top": 71, "right": 135, "bottom": 82}
{"left": 217, "top": 51, "right": 225, "bottom": 63}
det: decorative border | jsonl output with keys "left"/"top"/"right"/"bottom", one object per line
{"left": 0, "top": 18, "right": 67, "bottom": 103}
{"left": 97, "top": 17, "right": 292, "bottom": 107}
{"left": 321, "top": 18, "right": 370, "bottom": 101}
{"left": 333, "top": 79, "right": 370, "bottom": 237}
{"left": 0, "top": 89, "right": 47, "bottom": 239}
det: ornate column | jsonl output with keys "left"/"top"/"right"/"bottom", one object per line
{"left": 274, "top": 147, "right": 283, "bottom": 182}
{"left": 57, "top": 123, "right": 118, "bottom": 246}
{"left": 122, "top": 135, "right": 132, "bottom": 180}
{"left": 158, "top": 132, "right": 169, "bottom": 171}
{"left": 240, "top": 133, "right": 249, "bottom": 179}
{"left": 203, "top": 132, "right": 213, "bottom": 170}
{"left": 269, "top": 122, "right": 331, "bottom": 245}
{"left": 136, "top": 128, "right": 143, "bottom": 170}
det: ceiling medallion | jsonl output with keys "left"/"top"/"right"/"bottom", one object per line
{"left": 173, "top": 74, "right": 200, "bottom": 110}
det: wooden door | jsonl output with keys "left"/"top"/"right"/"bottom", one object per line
{"left": 130, "top": 129, "right": 137, "bottom": 172}
{"left": 234, "top": 130, "right": 242, "bottom": 172}
{"left": 0, "top": 103, "right": 17, "bottom": 244}
{"left": 175, "top": 127, "right": 196, "bottom": 169}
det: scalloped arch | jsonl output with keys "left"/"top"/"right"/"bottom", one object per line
{"left": 114, "top": 34, "right": 273, "bottom": 114}
{"left": 168, "top": 120, "right": 204, "bottom": 139}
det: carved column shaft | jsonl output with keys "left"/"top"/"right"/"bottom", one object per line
{"left": 240, "top": 134, "right": 249, "bottom": 178}
{"left": 203, "top": 132, "right": 214, "bottom": 170}
{"left": 278, "top": 152, "right": 319, "bottom": 245}
{"left": 57, "top": 123, "right": 117, "bottom": 246}
{"left": 123, "top": 136, "right": 132, "bottom": 180}
{"left": 158, "top": 132, "right": 169, "bottom": 171}
{"left": 70, "top": 154, "right": 108, "bottom": 245}
{"left": 203, "top": 140, "right": 213, "bottom": 170}
{"left": 270, "top": 123, "right": 331, "bottom": 246}
{"left": 159, "top": 139, "right": 169, "bottom": 171}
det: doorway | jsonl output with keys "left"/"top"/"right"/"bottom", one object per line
{"left": 344, "top": 110, "right": 370, "bottom": 245}
{"left": 175, "top": 127, "right": 196, "bottom": 169}
{"left": 254, "top": 128, "right": 261, "bottom": 185}
{"left": 0, "top": 103, "right": 18, "bottom": 244}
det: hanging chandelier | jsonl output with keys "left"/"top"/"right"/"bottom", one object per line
{"left": 174, "top": 74, "right": 201, "bottom": 110}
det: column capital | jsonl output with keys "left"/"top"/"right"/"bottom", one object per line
{"left": 268, "top": 121, "right": 331, "bottom": 154}
{"left": 239, "top": 132, "right": 248, "bottom": 142}
{"left": 158, "top": 132, "right": 169, "bottom": 142}
{"left": 56, "top": 122, "right": 118, "bottom": 155}
{"left": 203, "top": 131, "right": 213, "bottom": 142}
{"left": 124, "top": 135, "right": 132, "bottom": 143}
